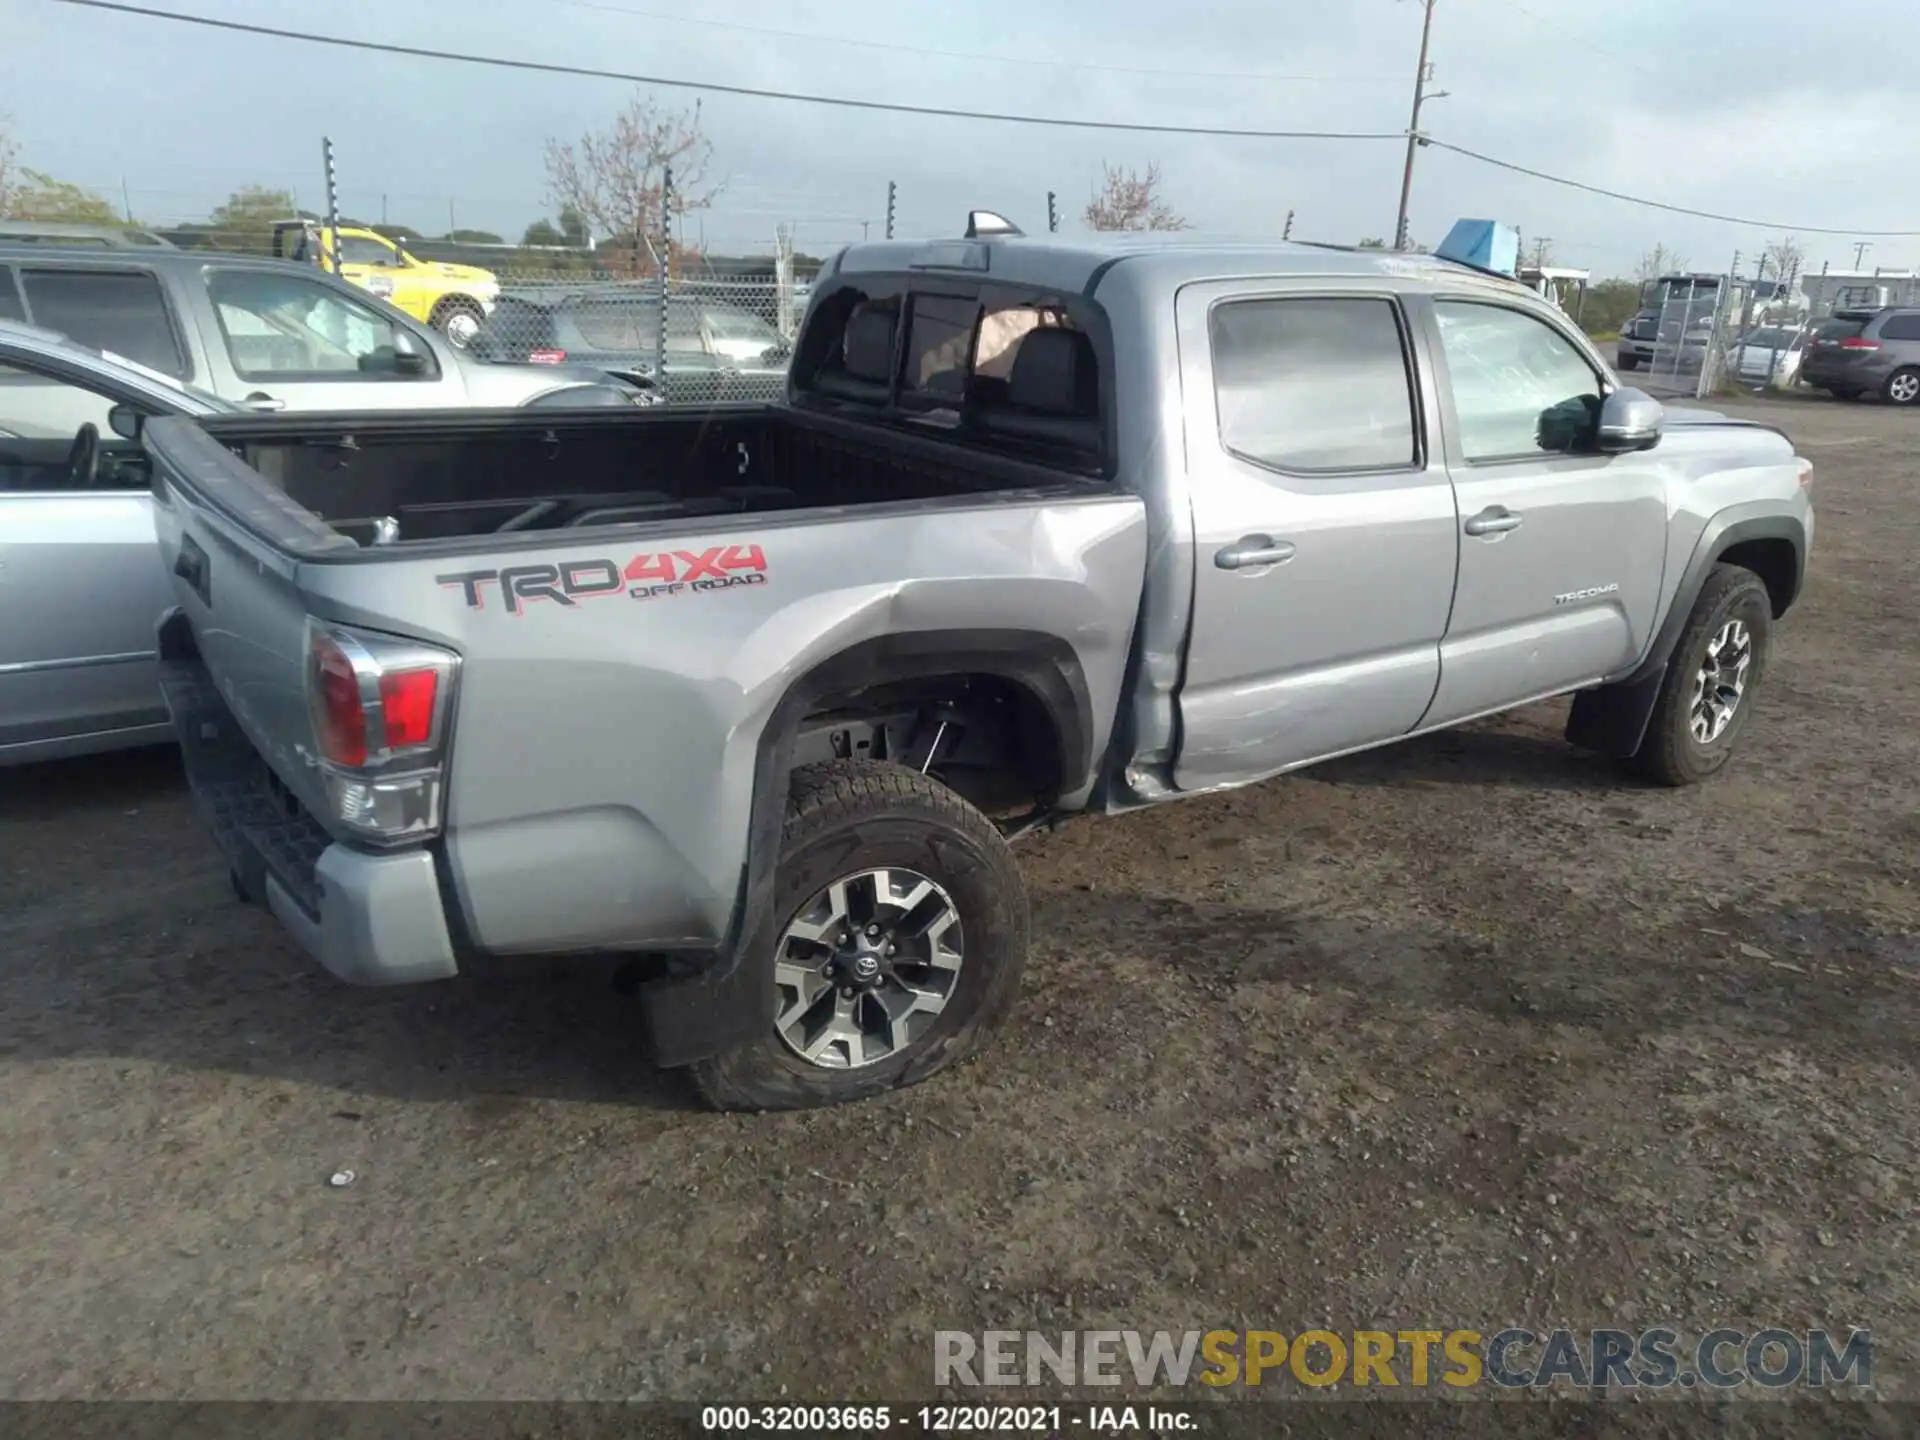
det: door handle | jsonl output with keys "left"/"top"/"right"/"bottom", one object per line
{"left": 1215, "top": 535, "right": 1297, "bottom": 570}
{"left": 1464, "top": 507, "right": 1523, "bottom": 537}
{"left": 243, "top": 392, "right": 286, "bottom": 413}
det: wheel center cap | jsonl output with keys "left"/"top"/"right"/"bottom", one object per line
{"left": 851, "top": 953, "right": 880, "bottom": 980}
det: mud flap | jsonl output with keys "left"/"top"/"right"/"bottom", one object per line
{"left": 1565, "top": 664, "right": 1666, "bottom": 759}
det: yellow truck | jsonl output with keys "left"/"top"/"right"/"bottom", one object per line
{"left": 271, "top": 221, "right": 500, "bottom": 350}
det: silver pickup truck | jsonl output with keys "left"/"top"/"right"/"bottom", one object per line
{"left": 147, "top": 223, "right": 1814, "bottom": 1110}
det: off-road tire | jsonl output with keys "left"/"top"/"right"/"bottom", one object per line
{"left": 1631, "top": 563, "right": 1773, "bottom": 787}
{"left": 690, "top": 761, "right": 1028, "bottom": 1111}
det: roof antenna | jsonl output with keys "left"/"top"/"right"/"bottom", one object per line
{"left": 965, "top": 210, "right": 1024, "bottom": 239}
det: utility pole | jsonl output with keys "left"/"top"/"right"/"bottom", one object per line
{"left": 1853, "top": 241, "right": 1871, "bottom": 269}
{"left": 1529, "top": 236, "right": 1552, "bottom": 269}
{"left": 1393, "top": 0, "right": 1437, "bottom": 252}
{"left": 120, "top": 178, "right": 134, "bottom": 224}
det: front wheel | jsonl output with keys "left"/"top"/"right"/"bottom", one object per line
{"left": 690, "top": 761, "right": 1029, "bottom": 1111}
{"left": 1617, "top": 353, "right": 1640, "bottom": 372}
{"left": 1631, "top": 564, "right": 1773, "bottom": 786}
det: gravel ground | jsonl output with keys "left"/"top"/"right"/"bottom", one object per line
{"left": 0, "top": 392, "right": 1913, "bottom": 1421}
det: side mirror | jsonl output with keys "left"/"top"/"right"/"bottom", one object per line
{"left": 108, "top": 404, "right": 142, "bottom": 442}
{"left": 391, "top": 330, "right": 430, "bottom": 376}
{"left": 1596, "top": 387, "right": 1664, "bottom": 454}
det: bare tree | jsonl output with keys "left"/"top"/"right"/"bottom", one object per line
{"left": 0, "top": 117, "right": 18, "bottom": 218}
{"left": 1759, "top": 234, "right": 1806, "bottom": 283}
{"left": 543, "top": 93, "right": 718, "bottom": 275}
{"left": 1083, "top": 162, "right": 1188, "bottom": 233}
{"left": 1635, "top": 244, "right": 1688, "bottom": 281}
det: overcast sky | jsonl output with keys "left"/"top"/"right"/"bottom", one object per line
{"left": 3, "top": 0, "right": 1915, "bottom": 277}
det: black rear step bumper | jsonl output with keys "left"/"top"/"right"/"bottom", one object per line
{"left": 157, "top": 610, "right": 459, "bottom": 987}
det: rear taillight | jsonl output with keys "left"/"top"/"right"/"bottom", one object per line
{"left": 310, "top": 630, "right": 369, "bottom": 767}
{"left": 529, "top": 347, "right": 567, "bottom": 364}
{"left": 1797, "top": 457, "right": 1813, "bottom": 492}
{"left": 305, "top": 621, "right": 459, "bottom": 845}
{"left": 1839, "top": 336, "right": 1881, "bottom": 350}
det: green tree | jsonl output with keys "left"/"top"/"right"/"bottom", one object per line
{"left": 6, "top": 170, "right": 119, "bottom": 224}
{"left": 1578, "top": 278, "right": 1642, "bottom": 338}
{"left": 200, "top": 184, "right": 299, "bottom": 253}
{"left": 445, "top": 228, "right": 504, "bottom": 244}
{"left": 521, "top": 218, "right": 565, "bottom": 247}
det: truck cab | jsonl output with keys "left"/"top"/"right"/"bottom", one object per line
{"left": 272, "top": 221, "right": 500, "bottom": 350}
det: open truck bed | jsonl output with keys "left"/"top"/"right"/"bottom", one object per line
{"left": 171, "top": 404, "right": 1104, "bottom": 556}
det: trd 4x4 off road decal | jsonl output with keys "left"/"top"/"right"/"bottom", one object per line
{"left": 438, "top": 544, "right": 767, "bottom": 615}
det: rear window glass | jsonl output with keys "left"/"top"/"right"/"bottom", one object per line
{"left": 1816, "top": 318, "right": 1868, "bottom": 341}
{"left": 1211, "top": 297, "right": 1417, "bottom": 472}
{"left": 19, "top": 269, "right": 187, "bottom": 378}
{"left": 904, "top": 294, "right": 979, "bottom": 401}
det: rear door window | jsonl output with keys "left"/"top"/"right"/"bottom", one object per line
{"left": 18, "top": 269, "right": 188, "bottom": 378}
{"left": 1210, "top": 296, "right": 1418, "bottom": 472}
{"left": 1877, "top": 313, "right": 1920, "bottom": 341}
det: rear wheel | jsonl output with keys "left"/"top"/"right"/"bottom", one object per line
{"left": 1883, "top": 368, "right": 1920, "bottom": 406}
{"left": 431, "top": 296, "right": 486, "bottom": 350}
{"left": 1617, "top": 353, "right": 1640, "bottom": 372}
{"left": 1631, "top": 564, "right": 1772, "bottom": 787}
{"left": 690, "top": 761, "right": 1028, "bottom": 1111}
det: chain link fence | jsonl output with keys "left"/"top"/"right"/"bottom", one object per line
{"left": 471, "top": 270, "right": 797, "bottom": 404}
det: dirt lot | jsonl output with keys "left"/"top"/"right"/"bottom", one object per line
{"left": 0, "top": 392, "right": 1914, "bottom": 1416}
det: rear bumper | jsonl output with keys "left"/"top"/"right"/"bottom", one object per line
{"left": 157, "top": 612, "right": 458, "bottom": 987}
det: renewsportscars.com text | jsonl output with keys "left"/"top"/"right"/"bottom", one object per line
{"left": 934, "top": 1328, "right": 1872, "bottom": 1391}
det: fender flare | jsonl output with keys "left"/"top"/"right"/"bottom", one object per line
{"left": 641, "top": 628, "right": 1092, "bottom": 1068}
{"left": 1566, "top": 508, "right": 1806, "bottom": 759}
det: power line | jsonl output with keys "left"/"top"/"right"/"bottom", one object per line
{"left": 1429, "top": 139, "right": 1920, "bottom": 237}
{"left": 46, "top": 0, "right": 1408, "bottom": 142}
{"left": 546, "top": 0, "right": 1403, "bottom": 84}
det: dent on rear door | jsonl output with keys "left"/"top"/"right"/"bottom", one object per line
{"left": 1168, "top": 281, "right": 1459, "bottom": 791}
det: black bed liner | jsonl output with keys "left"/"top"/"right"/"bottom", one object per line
{"left": 149, "top": 401, "right": 1105, "bottom": 562}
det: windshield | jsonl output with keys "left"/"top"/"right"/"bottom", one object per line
{"left": 705, "top": 310, "right": 780, "bottom": 343}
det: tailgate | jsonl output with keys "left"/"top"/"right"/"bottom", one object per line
{"left": 146, "top": 416, "right": 351, "bottom": 828}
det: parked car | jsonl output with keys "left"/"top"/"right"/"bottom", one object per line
{"left": 0, "top": 238, "right": 652, "bottom": 414}
{"left": 0, "top": 320, "right": 237, "bottom": 763}
{"left": 1799, "top": 307, "right": 1920, "bottom": 404}
{"left": 474, "top": 287, "right": 791, "bottom": 403}
{"left": 150, "top": 219, "right": 1811, "bottom": 1110}
{"left": 271, "top": 221, "right": 500, "bottom": 350}
{"left": 1732, "top": 325, "right": 1809, "bottom": 388}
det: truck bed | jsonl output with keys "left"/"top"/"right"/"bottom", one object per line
{"left": 175, "top": 404, "right": 1101, "bottom": 556}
